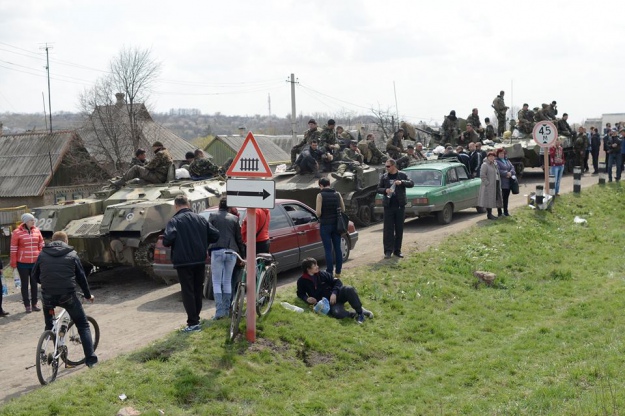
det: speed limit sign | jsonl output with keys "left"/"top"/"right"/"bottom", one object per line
{"left": 532, "top": 121, "right": 557, "bottom": 148}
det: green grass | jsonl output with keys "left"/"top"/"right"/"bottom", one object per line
{"left": 3, "top": 184, "right": 625, "bottom": 415}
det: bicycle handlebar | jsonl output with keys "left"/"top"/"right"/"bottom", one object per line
{"left": 223, "top": 251, "right": 246, "bottom": 264}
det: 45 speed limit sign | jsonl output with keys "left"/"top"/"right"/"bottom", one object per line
{"left": 533, "top": 121, "right": 557, "bottom": 148}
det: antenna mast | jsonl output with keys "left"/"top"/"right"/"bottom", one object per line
{"left": 40, "top": 43, "right": 53, "bottom": 133}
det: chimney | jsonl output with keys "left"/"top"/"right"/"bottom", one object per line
{"left": 115, "top": 93, "right": 125, "bottom": 107}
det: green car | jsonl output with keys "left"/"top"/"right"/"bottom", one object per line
{"left": 374, "top": 159, "right": 485, "bottom": 224}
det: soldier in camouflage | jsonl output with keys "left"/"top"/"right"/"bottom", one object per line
{"left": 534, "top": 104, "right": 553, "bottom": 122}
{"left": 130, "top": 148, "right": 149, "bottom": 167}
{"left": 332, "top": 140, "right": 365, "bottom": 190}
{"left": 111, "top": 141, "right": 173, "bottom": 188}
{"left": 336, "top": 126, "right": 355, "bottom": 150}
{"left": 442, "top": 110, "right": 460, "bottom": 146}
{"left": 459, "top": 123, "right": 480, "bottom": 146}
{"left": 289, "top": 119, "right": 321, "bottom": 167}
{"left": 492, "top": 91, "right": 508, "bottom": 137}
{"left": 484, "top": 118, "right": 496, "bottom": 141}
{"left": 359, "top": 133, "right": 387, "bottom": 165}
{"left": 319, "top": 119, "right": 340, "bottom": 154}
{"left": 188, "top": 149, "right": 219, "bottom": 179}
{"left": 396, "top": 143, "right": 425, "bottom": 170}
{"left": 517, "top": 104, "right": 534, "bottom": 134}
{"left": 386, "top": 128, "right": 405, "bottom": 159}
{"left": 466, "top": 108, "right": 484, "bottom": 139}
{"left": 294, "top": 140, "right": 330, "bottom": 178}
{"left": 547, "top": 101, "right": 558, "bottom": 119}
{"left": 573, "top": 126, "right": 588, "bottom": 171}
{"left": 556, "top": 113, "right": 573, "bottom": 137}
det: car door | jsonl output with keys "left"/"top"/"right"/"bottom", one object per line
{"left": 454, "top": 166, "right": 476, "bottom": 210}
{"left": 443, "top": 167, "right": 461, "bottom": 209}
{"left": 266, "top": 204, "right": 300, "bottom": 272}
{"left": 281, "top": 202, "right": 324, "bottom": 262}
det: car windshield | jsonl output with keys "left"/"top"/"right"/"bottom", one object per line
{"left": 407, "top": 169, "right": 442, "bottom": 186}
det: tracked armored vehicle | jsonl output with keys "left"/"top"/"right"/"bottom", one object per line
{"left": 273, "top": 164, "right": 383, "bottom": 227}
{"left": 32, "top": 178, "right": 226, "bottom": 283}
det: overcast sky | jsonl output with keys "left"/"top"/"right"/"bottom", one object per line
{"left": 1, "top": 0, "right": 623, "bottom": 125}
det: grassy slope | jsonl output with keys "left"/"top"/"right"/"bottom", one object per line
{"left": 2, "top": 184, "right": 625, "bottom": 416}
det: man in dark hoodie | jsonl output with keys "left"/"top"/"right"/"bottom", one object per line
{"left": 296, "top": 257, "right": 373, "bottom": 324}
{"left": 32, "top": 231, "right": 98, "bottom": 368}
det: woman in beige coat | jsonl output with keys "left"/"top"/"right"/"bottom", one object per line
{"left": 477, "top": 152, "right": 503, "bottom": 220}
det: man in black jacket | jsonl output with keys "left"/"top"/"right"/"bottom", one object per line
{"left": 163, "top": 195, "right": 220, "bottom": 332}
{"left": 377, "top": 159, "right": 414, "bottom": 259}
{"left": 32, "top": 231, "right": 97, "bottom": 367}
{"left": 296, "top": 257, "right": 373, "bottom": 324}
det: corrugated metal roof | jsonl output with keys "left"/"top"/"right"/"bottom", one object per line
{"left": 210, "top": 135, "right": 290, "bottom": 165}
{"left": 0, "top": 131, "right": 74, "bottom": 197}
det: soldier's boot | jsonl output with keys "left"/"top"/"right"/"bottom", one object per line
{"left": 331, "top": 164, "right": 347, "bottom": 180}
{"left": 109, "top": 177, "right": 125, "bottom": 189}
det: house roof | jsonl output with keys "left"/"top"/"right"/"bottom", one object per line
{"left": 80, "top": 102, "right": 196, "bottom": 164}
{"left": 0, "top": 131, "right": 75, "bottom": 197}
{"left": 214, "top": 135, "right": 290, "bottom": 164}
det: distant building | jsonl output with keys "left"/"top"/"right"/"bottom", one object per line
{"left": 205, "top": 135, "right": 290, "bottom": 169}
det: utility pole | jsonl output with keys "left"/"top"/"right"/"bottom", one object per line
{"left": 393, "top": 81, "right": 399, "bottom": 128}
{"left": 42, "top": 92, "right": 48, "bottom": 131}
{"left": 40, "top": 43, "right": 53, "bottom": 133}
{"left": 287, "top": 73, "right": 298, "bottom": 146}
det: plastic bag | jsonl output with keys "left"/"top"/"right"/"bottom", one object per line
{"left": 1, "top": 276, "right": 7, "bottom": 296}
{"left": 313, "top": 297, "right": 330, "bottom": 315}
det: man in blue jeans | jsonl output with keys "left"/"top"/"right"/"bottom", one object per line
{"left": 315, "top": 177, "right": 345, "bottom": 277}
{"left": 32, "top": 231, "right": 98, "bottom": 368}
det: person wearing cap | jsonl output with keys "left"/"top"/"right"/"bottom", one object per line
{"left": 359, "top": 133, "right": 387, "bottom": 165}
{"left": 332, "top": 140, "right": 365, "bottom": 190}
{"left": 110, "top": 141, "right": 173, "bottom": 188}
{"left": 10, "top": 213, "right": 44, "bottom": 312}
{"left": 396, "top": 143, "right": 425, "bottom": 170}
{"left": 319, "top": 119, "right": 339, "bottom": 153}
{"left": 336, "top": 126, "right": 355, "bottom": 150}
{"left": 386, "top": 128, "right": 405, "bottom": 160}
{"left": 188, "top": 149, "right": 219, "bottom": 179}
{"left": 130, "top": 148, "right": 149, "bottom": 167}
{"left": 288, "top": 119, "right": 321, "bottom": 169}
{"left": 179, "top": 151, "right": 195, "bottom": 169}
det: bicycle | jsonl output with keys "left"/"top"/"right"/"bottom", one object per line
{"left": 35, "top": 303, "right": 100, "bottom": 385}
{"left": 227, "top": 251, "right": 278, "bottom": 341}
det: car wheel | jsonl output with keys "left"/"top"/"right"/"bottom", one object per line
{"left": 357, "top": 204, "right": 372, "bottom": 227}
{"left": 437, "top": 203, "right": 453, "bottom": 225}
{"left": 203, "top": 265, "right": 214, "bottom": 300}
{"left": 340, "top": 234, "right": 351, "bottom": 262}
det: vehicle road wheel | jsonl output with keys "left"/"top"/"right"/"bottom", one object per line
{"left": 229, "top": 283, "right": 246, "bottom": 342}
{"left": 256, "top": 265, "right": 277, "bottom": 317}
{"left": 203, "top": 265, "right": 214, "bottom": 300}
{"left": 357, "top": 205, "right": 372, "bottom": 227}
{"left": 371, "top": 204, "right": 383, "bottom": 223}
{"left": 437, "top": 203, "right": 454, "bottom": 225}
{"left": 36, "top": 330, "right": 58, "bottom": 385}
{"left": 476, "top": 206, "right": 486, "bottom": 214}
{"left": 64, "top": 316, "right": 100, "bottom": 366}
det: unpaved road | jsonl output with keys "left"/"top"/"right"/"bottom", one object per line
{"left": 0, "top": 169, "right": 600, "bottom": 403}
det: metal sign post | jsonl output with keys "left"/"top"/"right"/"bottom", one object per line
{"left": 245, "top": 209, "right": 256, "bottom": 343}
{"left": 532, "top": 121, "right": 557, "bottom": 194}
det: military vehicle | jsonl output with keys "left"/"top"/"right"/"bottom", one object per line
{"left": 32, "top": 177, "right": 226, "bottom": 283}
{"left": 273, "top": 164, "right": 383, "bottom": 227}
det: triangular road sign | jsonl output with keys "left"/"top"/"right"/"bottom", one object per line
{"left": 226, "top": 131, "right": 272, "bottom": 178}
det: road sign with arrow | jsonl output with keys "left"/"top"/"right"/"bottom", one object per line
{"left": 226, "top": 178, "right": 275, "bottom": 209}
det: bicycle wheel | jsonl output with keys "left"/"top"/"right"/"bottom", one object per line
{"left": 229, "top": 283, "right": 246, "bottom": 342}
{"left": 36, "top": 330, "right": 59, "bottom": 385}
{"left": 256, "top": 265, "right": 277, "bottom": 317}
{"left": 64, "top": 316, "right": 100, "bottom": 366}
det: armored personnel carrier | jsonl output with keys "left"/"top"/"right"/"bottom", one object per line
{"left": 32, "top": 178, "right": 226, "bottom": 283}
{"left": 273, "top": 164, "right": 383, "bottom": 227}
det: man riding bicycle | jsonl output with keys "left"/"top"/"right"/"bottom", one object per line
{"left": 32, "top": 231, "right": 98, "bottom": 368}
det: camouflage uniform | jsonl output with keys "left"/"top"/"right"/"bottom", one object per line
{"left": 188, "top": 157, "right": 219, "bottom": 178}
{"left": 290, "top": 128, "right": 321, "bottom": 164}
{"left": 485, "top": 124, "right": 496, "bottom": 140}
{"left": 574, "top": 132, "right": 588, "bottom": 169}
{"left": 556, "top": 118, "right": 573, "bottom": 137}
{"left": 547, "top": 103, "right": 558, "bottom": 120}
{"left": 359, "top": 140, "right": 387, "bottom": 165}
{"left": 386, "top": 135, "right": 405, "bottom": 160}
{"left": 517, "top": 108, "right": 534, "bottom": 134}
{"left": 466, "top": 113, "right": 482, "bottom": 131}
{"left": 459, "top": 129, "right": 480, "bottom": 145}
{"left": 130, "top": 157, "right": 148, "bottom": 167}
{"left": 332, "top": 146, "right": 365, "bottom": 190}
{"left": 122, "top": 148, "right": 172, "bottom": 184}
{"left": 319, "top": 126, "right": 339, "bottom": 152}
{"left": 442, "top": 114, "right": 460, "bottom": 146}
{"left": 396, "top": 151, "right": 425, "bottom": 170}
{"left": 492, "top": 94, "right": 508, "bottom": 137}
{"left": 534, "top": 105, "right": 551, "bottom": 122}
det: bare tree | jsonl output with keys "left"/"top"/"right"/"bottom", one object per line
{"left": 78, "top": 47, "right": 161, "bottom": 176}
{"left": 371, "top": 107, "right": 397, "bottom": 140}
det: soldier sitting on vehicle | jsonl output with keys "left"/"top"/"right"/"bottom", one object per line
{"left": 396, "top": 143, "right": 425, "bottom": 170}
{"left": 484, "top": 118, "right": 496, "bottom": 141}
{"left": 110, "top": 141, "right": 173, "bottom": 188}
{"left": 460, "top": 123, "right": 480, "bottom": 145}
{"left": 336, "top": 126, "right": 355, "bottom": 150}
{"left": 188, "top": 149, "right": 219, "bottom": 179}
{"left": 179, "top": 151, "right": 195, "bottom": 169}
{"left": 331, "top": 140, "right": 365, "bottom": 191}
{"left": 386, "top": 128, "right": 405, "bottom": 159}
{"left": 130, "top": 148, "right": 149, "bottom": 167}
{"left": 517, "top": 104, "right": 534, "bottom": 135}
{"left": 466, "top": 108, "right": 484, "bottom": 140}
{"left": 359, "top": 133, "right": 388, "bottom": 165}
{"left": 534, "top": 103, "right": 552, "bottom": 121}
{"left": 294, "top": 139, "right": 331, "bottom": 178}
{"left": 442, "top": 110, "right": 460, "bottom": 146}
{"left": 289, "top": 119, "right": 321, "bottom": 170}
{"left": 556, "top": 113, "right": 574, "bottom": 137}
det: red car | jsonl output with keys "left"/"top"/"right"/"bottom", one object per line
{"left": 152, "top": 199, "right": 358, "bottom": 297}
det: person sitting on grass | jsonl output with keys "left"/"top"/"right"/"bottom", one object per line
{"left": 296, "top": 257, "right": 373, "bottom": 324}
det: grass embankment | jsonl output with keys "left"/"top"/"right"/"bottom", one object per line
{"left": 3, "top": 184, "right": 625, "bottom": 415}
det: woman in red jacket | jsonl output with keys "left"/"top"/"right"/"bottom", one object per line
{"left": 241, "top": 208, "right": 271, "bottom": 254}
{"left": 10, "top": 213, "right": 44, "bottom": 313}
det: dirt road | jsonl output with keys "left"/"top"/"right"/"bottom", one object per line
{"left": 0, "top": 169, "right": 601, "bottom": 403}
